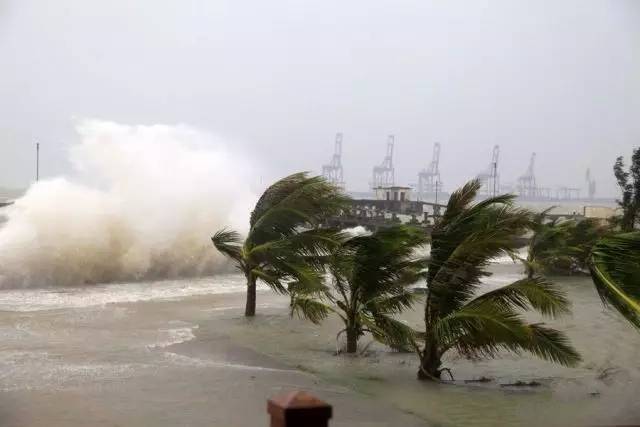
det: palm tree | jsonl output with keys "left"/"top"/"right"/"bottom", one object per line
{"left": 567, "top": 218, "right": 609, "bottom": 271}
{"left": 526, "top": 213, "right": 610, "bottom": 277}
{"left": 588, "top": 232, "right": 640, "bottom": 329}
{"left": 290, "top": 225, "right": 428, "bottom": 353}
{"left": 414, "top": 180, "right": 581, "bottom": 380}
{"left": 613, "top": 150, "right": 640, "bottom": 232}
{"left": 212, "top": 172, "right": 349, "bottom": 317}
{"left": 524, "top": 209, "right": 576, "bottom": 277}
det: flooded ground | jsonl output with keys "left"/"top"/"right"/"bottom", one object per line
{"left": 0, "top": 262, "right": 638, "bottom": 426}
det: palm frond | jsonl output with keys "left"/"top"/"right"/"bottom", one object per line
{"left": 522, "top": 323, "right": 582, "bottom": 367}
{"left": 589, "top": 232, "right": 640, "bottom": 329}
{"left": 434, "top": 300, "right": 528, "bottom": 355}
{"left": 467, "top": 276, "right": 571, "bottom": 319}
{"left": 290, "top": 296, "right": 333, "bottom": 324}
{"left": 366, "top": 291, "right": 417, "bottom": 314}
{"left": 248, "top": 228, "right": 345, "bottom": 263}
{"left": 435, "top": 300, "right": 581, "bottom": 366}
{"left": 251, "top": 267, "right": 288, "bottom": 294}
{"left": 249, "top": 173, "right": 349, "bottom": 241}
{"left": 287, "top": 273, "right": 331, "bottom": 299}
{"left": 360, "top": 313, "right": 417, "bottom": 351}
{"left": 211, "top": 229, "right": 244, "bottom": 263}
{"left": 439, "top": 179, "right": 483, "bottom": 225}
{"left": 349, "top": 225, "right": 428, "bottom": 300}
{"left": 250, "top": 172, "right": 310, "bottom": 227}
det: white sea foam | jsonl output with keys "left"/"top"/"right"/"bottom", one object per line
{"left": 162, "top": 352, "right": 300, "bottom": 373}
{"left": 342, "top": 226, "right": 371, "bottom": 237}
{"left": 0, "top": 120, "right": 257, "bottom": 288}
{"left": 0, "top": 350, "right": 145, "bottom": 391}
{"left": 148, "top": 321, "right": 198, "bottom": 349}
{"left": 0, "top": 274, "right": 257, "bottom": 312}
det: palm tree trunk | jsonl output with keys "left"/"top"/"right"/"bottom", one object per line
{"left": 420, "top": 293, "right": 442, "bottom": 380}
{"left": 245, "top": 275, "right": 257, "bottom": 317}
{"left": 526, "top": 248, "right": 535, "bottom": 278}
{"left": 345, "top": 326, "right": 358, "bottom": 353}
{"left": 418, "top": 345, "right": 442, "bottom": 380}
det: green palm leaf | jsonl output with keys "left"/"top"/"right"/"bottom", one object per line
{"left": 211, "top": 229, "right": 243, "bottom": 263}
{"left": 366, "top": 291, "right": 417, "bottom": 314}
{"left": 523, "top": 323, "right": 582, "bottom": 367}
{"left": 360, "top": 313, "right": 418, "bottom": 352}
{"left": 290, "top": 296, "right": 333, "bottom": 324}
{"left": 435, "top": 301, "right": 580, "bottom": 366}
{"left": 588, "top": 232, "right": 640, "bottom": 329}
{"left": 467, "top": 276, "right": 571, "bottom": 318}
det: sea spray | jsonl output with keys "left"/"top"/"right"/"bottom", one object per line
{"left": 0, "top": 120, "right": 256, "bottom": 288}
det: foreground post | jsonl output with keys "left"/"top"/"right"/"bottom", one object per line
{"left": 267, "top": 391, "right": 332, "bottom": 427}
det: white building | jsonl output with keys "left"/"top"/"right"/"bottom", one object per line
{"left": 374, "top": 186, "right": 412, "bottom": 202}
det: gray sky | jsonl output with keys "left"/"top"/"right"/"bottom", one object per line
{"left": 1, "top": 0, "right": 638, "bottom": 196}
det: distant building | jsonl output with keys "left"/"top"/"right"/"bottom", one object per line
{"left": 374, "top": 186, "right": 412, "bottom": 202}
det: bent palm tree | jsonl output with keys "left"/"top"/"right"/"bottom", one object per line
{"left": 212, "top": 172, "right": 349, "bottom": 317}
{"left": 566, "top": 218, "right": 609, "bottom": 271}
{"left": 525, "top": 209, "right": 576, "bottom": 277}
{"left": 291, "top": 225, "right": 428, "bottom": 353}
{"left": 526, "top": 212, "right": 609, "bottom": 277}
{"left": 415, "top": 180, "right": 581, "bottom": 380}
{"left": 588, "top": 232, "right": 640, "bottom": 329}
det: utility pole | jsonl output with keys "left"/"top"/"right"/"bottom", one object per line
{"left": 493, "top": 162, "right": 497, "bottom": 197}
{"left": 36, "top": 142, "right": 40, "bottom": 182}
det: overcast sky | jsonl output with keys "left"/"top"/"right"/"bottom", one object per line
{"left": 1, "top": 0, "right": 638, "bottom": 196}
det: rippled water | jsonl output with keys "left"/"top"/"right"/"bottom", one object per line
{"left": 0, "top": 260, "right": 638, "bottom": 426}
{"left": 212, "top": 263, "right": 640, "bottom": 426}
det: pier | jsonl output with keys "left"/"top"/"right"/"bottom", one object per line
{"left": 327, "top": 186, "right": 446, "bottom": 232}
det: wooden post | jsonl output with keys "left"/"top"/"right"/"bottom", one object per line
{"left": 267, "top": 391, "right": 332, "bottom": 427}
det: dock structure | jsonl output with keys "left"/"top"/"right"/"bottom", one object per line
{"left": 327, "top": 183, "right": 594, "bottom": 240}
{"left": 327, "top": 186, "right": 446, "bottom": 232}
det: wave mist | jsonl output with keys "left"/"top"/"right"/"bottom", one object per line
{"left": 0, "top": 120, "right": 256, "bottom": 288}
